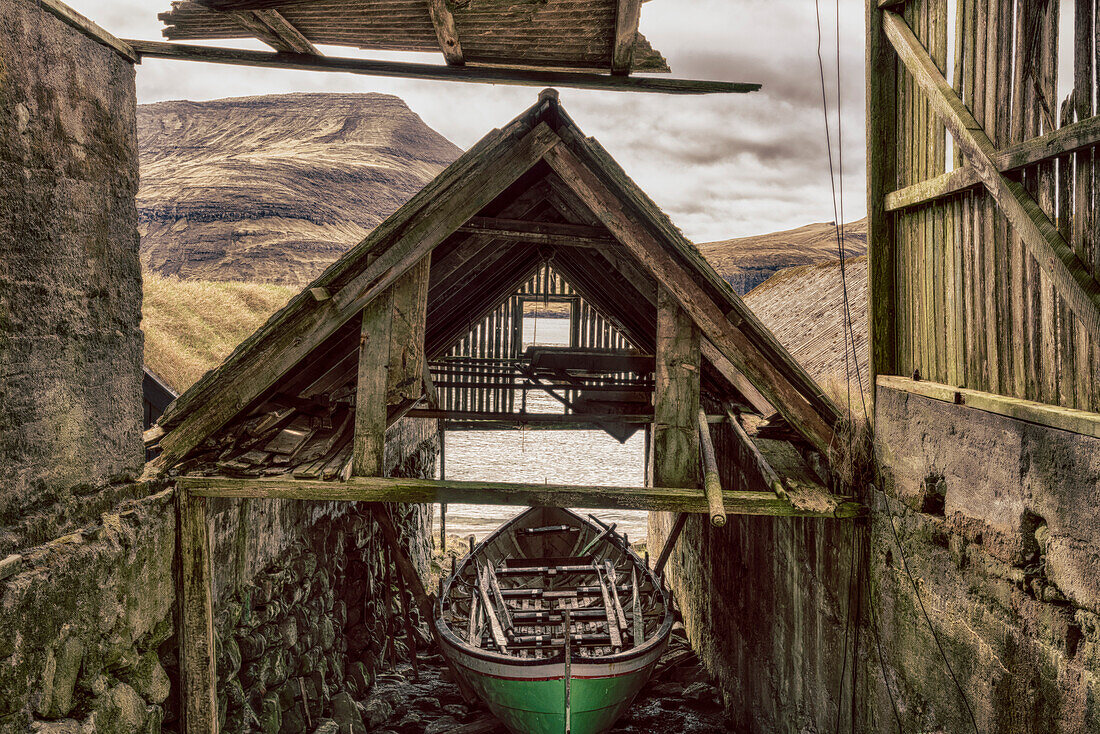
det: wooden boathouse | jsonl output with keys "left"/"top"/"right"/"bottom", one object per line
{"left": 142, "top": 91, "right": 864, "bottom": 727}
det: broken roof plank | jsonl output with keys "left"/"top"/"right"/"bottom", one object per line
{"left": 427, "top": 0, "right": 464, "bottom": 66}
{"left": 179, "top": 475, "right": 864, "bottom": 518}
{"left": 36, "top": 0, "right": 138, "bottom": 62}
{"left": 124, "top": 40, "right": 759, "bottom": 95}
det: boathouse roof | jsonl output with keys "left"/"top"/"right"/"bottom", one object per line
{"left": 146, "top": 91, "right": 843, "bottom": 501}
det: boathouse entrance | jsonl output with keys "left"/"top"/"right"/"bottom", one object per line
{"left": 145, "top": 91, "right": 861, "bottom": 730}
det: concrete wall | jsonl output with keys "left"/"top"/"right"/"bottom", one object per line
{"left": 870, "top": 386, "right": 1100, "bottom": 733}
{"left": 651, "top": 386, "right": 1100, "bottom": 733}
{"left": 0, "top": 0, "right": 144, "bottom": 553}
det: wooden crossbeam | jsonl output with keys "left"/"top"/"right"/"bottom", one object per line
{"left": 883, "top": 10, "right": 1100, "bottom": 344}
{"left": 124, "top": 40, "right": 759, "bottom": 95}
{"left": 456, "top": 217, "right": 614, "bottom": 248}
{"left": 427, "top": 0, "right": 464, "bottom": 66}
{"left": 177, "top": 475, "right": 865, "bottom": 518}
{"left": 611, "top": 0, "right": 643, "bottom": 75}
{"left": 885, "top": 114, "right": 1100, "bottom": 211}
{"left": 406, "top": 408, "right": 725, "bottom": 423}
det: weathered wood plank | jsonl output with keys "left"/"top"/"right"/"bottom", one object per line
{"left": 456, "top": 217, "right": 613, "bottom": 248}
{"left": 878, "top": 374, "right": 1100, "bottom": 439}
{"left": 611, "top": 0, "right": 642, "bottom": 74}
{"left": 125, "top": 40, "right": 759, "bottom": 95}
{"left": 178, "top": 475, "right": 865, "bottom": 518}
{"left": 35, "top": 0, "right": 137, "bottom": 62}
{"left": 176, "top": 489, "right": 217, "bottom": 734}
{"left": 883, "top": 9, "right": 1100, "bottom": 344}
{"left": 427, "top": 0, "right": 464, "bottom": 65}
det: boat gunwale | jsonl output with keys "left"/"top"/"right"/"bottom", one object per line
{"left": 434, "top": 506, "right": 675, "bottom": 669}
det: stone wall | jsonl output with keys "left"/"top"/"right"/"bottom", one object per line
{"left": 0, "top": 423, "right": 438, "bottom": 733}
{"left": 651, "top": 386, "right": 1100, "bottom": 733}
{"left": 0, "top": 0, "right": 144, "bottom": 553}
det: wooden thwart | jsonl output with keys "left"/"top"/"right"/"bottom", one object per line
{"left": 176, "top": 490, "right": 217, "bottom": 733}
{"left": 178, "top": 475, "right": 863, "bottom": 518}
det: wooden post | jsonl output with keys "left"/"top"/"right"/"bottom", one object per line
{"left": 650, "top": 284, "right": 700, "bottom": 576}
{"left": 353, "top": 290, "right": 393, "bottom": 477}
{"left": 866, "top": 0, "right": 898, "bottom": 409}
{"left": 650, "top": 285, "right": 701, "bottom": 489}
{"left": 353, "top": 255, "right": 429, "bottom": 478}
{"left": 696, "top": 408, "right": 726, "bottom": 526}
{"left": 176, "top": 488, "right": 217, "bottom": 734}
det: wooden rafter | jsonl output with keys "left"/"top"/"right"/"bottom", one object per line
{"left": 427, "top": 0, "right": 464, "bottom": 66}
{"left": 177, "top": 475, "right": 864, "bottom": 518}
{"left": 124, "top": 40, "right": 758, "bottom": 95}
{"left": 882, "top": 9, "right": 1100, "bottom": 343}
{"left": 542, "top": 142, "right": 839, "bottom": 455}
{"left": 611, "top": 0, "right": 642, "bottom": 75}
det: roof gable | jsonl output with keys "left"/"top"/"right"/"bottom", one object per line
{"left": 147, "top": 90, "right": 840, "bottom": 475}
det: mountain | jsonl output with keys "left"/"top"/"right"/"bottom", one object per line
{"left": 696, "top": 219, "right": 867, "bottom": 294}
{"left": 137, "top": 93, "right": 463, "bottom": 286}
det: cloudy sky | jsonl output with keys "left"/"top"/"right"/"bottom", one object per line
{"left": 72, "top": 0, "right": 866, "bottom": 243}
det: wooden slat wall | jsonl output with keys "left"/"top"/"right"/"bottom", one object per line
{"left": 886, "top": 0, "right": 1100, "bottom": 412}
{"left": 436, "top": 262, "right": 633, "bottom": 412}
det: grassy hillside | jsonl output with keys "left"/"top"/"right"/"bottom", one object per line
{"left": 142, "top": 274, "right": 295, "bottom": 393}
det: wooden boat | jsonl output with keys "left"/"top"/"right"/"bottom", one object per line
{"left": 435, "top": 507, "right": 674, "bottom": 734}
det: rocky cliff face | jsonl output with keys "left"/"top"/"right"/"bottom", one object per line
{"left": 697, "top": 219, "right": 867, "bottom": 294}
{"left": 137, "top": 93, "right": 463, "bottom": 286}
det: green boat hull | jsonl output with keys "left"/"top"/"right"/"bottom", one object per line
{"left": 455, "top": 657, "right": 659, "bottom": 734}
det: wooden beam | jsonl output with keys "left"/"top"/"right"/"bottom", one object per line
{"left": 198, "top": 0, "right": 317, "bottom": 8}
{"left": 407, "top": 408, "right": 723, "bottom": 423}
{"left": 700, "top": 340, "right": 774, "bottom": 417}
{"left": 35, "top": 0, "right": 137, "bottom": 62}
{"left": 877, "top": 375, "right": 1100, "bottom": 440}
{"left": 611, "top": 0, "right": 643, "bottom": 75}
{"left": 148, "top": 122, "right": 559, "bottom": 474}
{"left": 124, "top": 40, "right": 760, "bottom": 95}
{"left": 252, "top": 9, "right": 319, "bottom": 54}
{"left": 352, "top": 290, "right": 393, "bottom": 477}
{"left": 176, "top": 489, "right": 217, "bottom": 734}
{"left": 178, "top": 475, "right": 865, "bottom": 518}
{"left": 456, "top": 217, "right": 614, "bottom": 248}
{"left": 866, "top": 0, "right": 898, "bottom": 400}
{"left": 885, "top": 114, "right": 1100, "bottom": 211}
{"left": 427, "top": 0, "right": 464, "bottom": 66}
{"left": 542, "top": 142, "right": 839, "bottom": 455}
{"left": 882, "top": 10, "right": 1100, "bottom": 343}
{"left": 724, "top": 409, "right": 785, "bottom": 496}
{"left": 696, "top": 408, "right": 726, "bottom": 526}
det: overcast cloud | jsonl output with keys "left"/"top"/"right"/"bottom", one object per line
{"left": 70, "top": 0, "right": 866, "bottom": 242}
